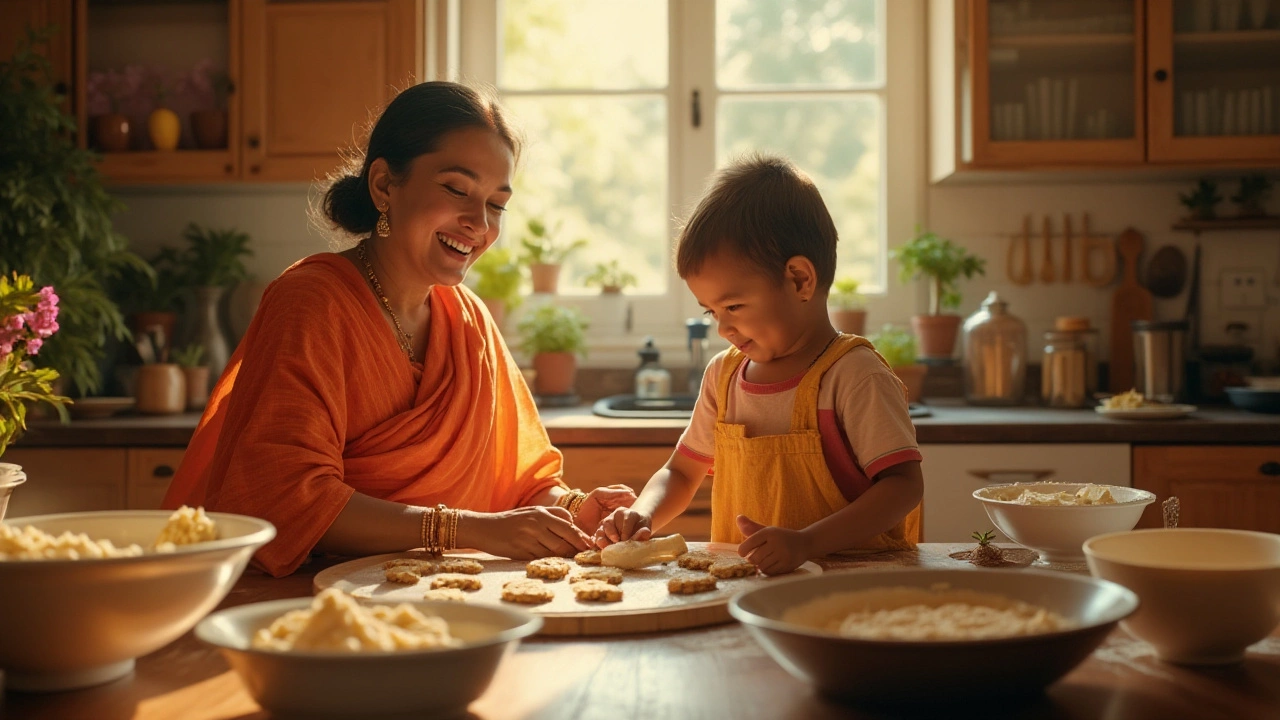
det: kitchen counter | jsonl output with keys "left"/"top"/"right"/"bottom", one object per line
{"left": 4, "top": 544, "right": 1277, "bottom": 720}
{"left": 19, "top": 400, "right": 1279, "bottom": 447}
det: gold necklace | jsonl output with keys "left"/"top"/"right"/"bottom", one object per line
{"left": 808, "top": 332, "right": 841, "bottom": 369}
{"left": 356, "top": 239, "right": 415, "bottom": 361}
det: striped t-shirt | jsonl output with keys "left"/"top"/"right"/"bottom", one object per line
{"left": 677, "top": 345, "right": 922, "bottom": 502}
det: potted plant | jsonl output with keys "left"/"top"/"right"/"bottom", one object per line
{"left": 470, "top": 247, "right": 523, "bottom": 330}
{"left": 147, "top": 73, "right": 180, "bottom": 151}
{"left": 827, "top": 277, "right": 866, "bottom": 335}
{"left": 172, "top": 223, "right": 253, "bottom": 389}
{"left": 1, "top": 30, "right": 142, "bottom": 396}
{"left": 86, "top": 67, "right": 135, "bottom": 152}
{"left": 172, "top": 343, "right": 208, "bottom": 411}
{"left": 516, "top": 304, "right": 588, "bottom": 397}
{"left": 518, "top": 219, "right": 588, "bottom": 294}
{"left": 584, "top": 259, "right": 638, "bottom": 295}
{"left": 868, "top": 324, "right": 926, "bottom": 403}
{"left": 1178, "top": 178, "right": 1223, "bottom": 221}
{"left": 110, "top": 249, "right": 186, "bottom": 357}
{"left": 891, "top": 228, "right": 986, "bottom": 360}
{"left": 181, "top": 59, "right": 231, "bottom": 150}
{"left": 1231, "top": 174, "right": 1272, "bottom": 218}
{"left": 0, "top": 275, "right": 70, "bottom": 460}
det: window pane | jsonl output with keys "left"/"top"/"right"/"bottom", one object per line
{"left": 716, "top": 0, "right": 881, "bottom": 89}
{"left": 499, "top": 0, "right": 667, "bottom": 90}
{"left": 503, "top": 95, "right": 669, "bottom": 294}
{"left": 717, "top": 97, "right": 882, "bottom": 290}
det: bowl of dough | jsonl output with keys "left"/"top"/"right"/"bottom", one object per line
{"left": 972, "top": 482, "right": 1157, "bottom": 563}
{"left": 196, "top": 588, "right": 542, "bottom": 717}
{"left": 0, "top": 507, "right": 275, "bottom": 691}
{"left": 729, "top": 568, "right": 1137, "bottom": 705}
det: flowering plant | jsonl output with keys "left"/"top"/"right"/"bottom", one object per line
{"left": 0, "top": 274, "right": 70, "bottom": 456}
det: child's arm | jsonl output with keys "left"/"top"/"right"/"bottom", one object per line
{"left": 738, "top": 460, "right": 924, "bottom": 575}
{"left": 594, "top": 450, "right": 712, "bottom": 546}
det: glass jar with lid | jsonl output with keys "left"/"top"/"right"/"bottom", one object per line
{"left": 961, "top": 291, "right": 1027, "bottom": 405}
{"left": 1042, "top": 331, "right": 1090, "bottom": 408}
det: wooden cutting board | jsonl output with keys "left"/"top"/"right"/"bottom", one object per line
{"left": 1109, "top": 228, "right": 1154, "bottom": 392}
{"left": 313, "top": 543, "right": 822, "bottom": 637}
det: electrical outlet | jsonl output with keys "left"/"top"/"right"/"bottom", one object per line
{"left": 1220, "top": 269, "right": 1266, "bottom": 309}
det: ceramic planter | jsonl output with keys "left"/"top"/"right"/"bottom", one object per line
{"left": 190, "top": 110, "right": 228, "bottom": 149}
{"left": 911, "top": 314, "right": 962, "bottom": 359}
{"left": 91, "top": 114, "right": 131, "bottom": 152}
{"left": 148, "top": 108, "right": 181, "bottom": 151}
{"left": 529, "top": 264, "right": 561, "bottom": 294}
{"left": 182, "top": 366, "right": 211, "bottom": 411}
{"left": 892, "top": 363, "right": 928, "bottom": 403}
{"left": 829, "top": 308, "right": 867, "bottom": 336}
{"left": 532, "top": 352, "right": 576, "bottom": 396}
{"left": 136, "top": 364, "right": 186, "bottom": 415}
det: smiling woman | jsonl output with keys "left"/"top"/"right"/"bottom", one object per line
{"left": 162, "top": 81, "right": 636, "bottom": 577}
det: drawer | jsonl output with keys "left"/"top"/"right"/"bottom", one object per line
{"left": 1133, "top": 445, "right": 1280, "bottom": 532}
{"left": 559, "top": 446, "right": 674, "bottom": 491}
{"left": 919, "top": 443, "right": 1131, "bottom": 543}
{"left": 2, "top": 448, "right": 127, "bottom": 517}
{"left": 127, "top": 448, "right": 186, "bottom": 510}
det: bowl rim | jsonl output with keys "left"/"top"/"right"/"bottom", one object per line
{"left": 195, "top": 595, "right": 544, "bottom": 658}
{"left": 0, "top": 509, "right": 276, "bottom": 565}
{"left": 972, "top": 482, "right": 1156, "bottom": 508}
{"left": 727, "top": 567, "right": 1139, "bottom": 647}
{"left": 1084, "top": 527, "right": 1280, "bottom": 571}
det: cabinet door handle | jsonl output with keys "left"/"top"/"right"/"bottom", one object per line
{"left": 247, "top": 135, "right": 260, "bottom": 149}
{"left": 153, "top": 465, "right": 175, "bottom": 478}
{"left": 1153, "top": 69, "right": 1168, "bottom": 82}
{"left": 1261, "top": 462, "right": 1280, "bottom": 477}
{"left": 966, "top": 469, "right": 1055, "bottom": 484}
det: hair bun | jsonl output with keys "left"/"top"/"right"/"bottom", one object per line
{"left": 323, "top": 174, "right": 378, "bottom": 234}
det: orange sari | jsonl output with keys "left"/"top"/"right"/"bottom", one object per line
{"left": 163, "top": 254, "right": 563, "bottom": 576}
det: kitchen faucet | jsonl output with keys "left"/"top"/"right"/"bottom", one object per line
{"left": 686, "top": 318, "right": 712, "bottom": 395}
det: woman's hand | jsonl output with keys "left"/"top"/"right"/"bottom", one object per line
{"left": 736, "top": 515, "right": 812, "bottom": 576}
{"left": 593, "top": 506, "right": 653, "bottom": 548}
{"left": 461, "top": 506, "right": 592, "bottom": 560}
{"left": 572, "top": 484, "right": 637, "bottom": 534}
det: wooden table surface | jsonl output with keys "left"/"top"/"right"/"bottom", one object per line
{"left": 3, "top": 544, "right": 1279, "bottom": 720}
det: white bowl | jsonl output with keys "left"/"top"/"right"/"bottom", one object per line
{"left": 1084, "top": 528, "right": 1280, "bottom": 665}
{"left": 196, "top": 596, "right": 542, "bottom": 717}
{"left": 973, "top": 483, "right": 1156, "bottom": 563}
{"left": 728, "top": 568, "right": 1137, "bottom": 705}
{"left": 0, "top": 510, "right": 275, "bottom": 691}
{"left": 0, "top": 462, "right": 25, "bottom": 522}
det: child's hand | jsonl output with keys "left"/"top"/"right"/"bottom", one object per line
{"left": 573, "top": 484, "right": 637, "bottom": 534}
{"left": 593, "top": 507, "right": 653, "bottom": 548}
{"left": 736, "top": 515, "right": 812, "bottom": 575}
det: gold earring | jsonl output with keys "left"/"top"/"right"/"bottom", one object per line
{"left": 376, "top": 207, "right": 391, "bottom": 237}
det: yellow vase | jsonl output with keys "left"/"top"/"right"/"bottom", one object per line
{"left": 148, "top": 108, "right": 181, "bottom": 150}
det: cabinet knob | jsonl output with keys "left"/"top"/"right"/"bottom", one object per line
{"left": 153, "top": 465, "right": 175, "bottom": 478}
{"left": 1261, "top": 462, "right": 1280, "bottom": 477}
{"left": 224, "top": 163, "right": 233, "bottom": 174}
{"left": 1153, "top": 69, "right": 1169, "bottom": 82}
{"left": 54, "top": 81, "right": 68, "bottom": 96}
{"left": 247, "top": 135, "right": 260, "bottom": 149}
{"left": 251, "top": 165, "right": 261, "bottom": 174}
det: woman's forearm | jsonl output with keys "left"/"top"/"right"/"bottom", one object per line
{"left": 314, "top": 491, "right": 423, "bottom": 556}
{"left": 801, "top": 465, "right": 924, "bottom": 558}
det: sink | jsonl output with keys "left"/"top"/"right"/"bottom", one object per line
{"left": 592, "top": 394, "right": 698, "bottom": 419}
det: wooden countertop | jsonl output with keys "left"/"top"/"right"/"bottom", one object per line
{"left": 3, "top": 544, "right": 1277, "bottom": 720}
{"left": 16, "top": 400, "right": 1280, "bottom": 448}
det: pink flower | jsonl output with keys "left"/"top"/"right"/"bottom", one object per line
{"left": 25, "top": 338, "right": 42, "bottom": 355}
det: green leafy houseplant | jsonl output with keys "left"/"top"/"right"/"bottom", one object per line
{"left": 867, "top": 324, "right": 917, "bottom": 368}
{"left": 1, "top": 275, "right": 70, "bottom": 456}
{"left": 518, "top": 219, "right": 589, "bottom": 266}
{"left": 891, "top": 229, "right": 987, "bottom": 316}
{"left": 176, "top": 223, "right": 253, "bottom": 288}
{"left": 470, "top": 247, "right": 523, "bottom": 311}
{"left": 1178, "top": 178, "right": 1223, "bottom": 221}
{"left": 516, "top": 305, "right": 589, "bottom": 358}
{"left": 1, "top": 30, "right": 145, "bottom": 395}
{"left": 109, "top": 250, "right": 186, "bottom": 316}
{"left": 584, "top": 260, "right": 638, "bottom": 294}
{"left": 1231, "top": 174, "right": 1272, "bottom": 217}
{"left": 828, "top": 277, "right": 864, "bottom": 311}
{"left": 172, "top": 343, "right": 205, "bottom": 369}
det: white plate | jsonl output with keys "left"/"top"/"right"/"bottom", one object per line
{"left": 1094, "top": 404, "right": 1196, "bottom": 420}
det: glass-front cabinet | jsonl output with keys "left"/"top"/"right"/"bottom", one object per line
{"left": 1148, "top": 0, "right": 1280, "bottom": 162}
{"left": 970, "top": 0, "right": 1146, "bottom": 166}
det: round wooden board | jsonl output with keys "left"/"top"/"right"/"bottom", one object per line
{"left": 313, "top": 542, "right": 821, "bottom": 636}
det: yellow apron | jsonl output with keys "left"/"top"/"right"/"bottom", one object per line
{"left": 709, "top": 334, "right": 919, "bottom": 552}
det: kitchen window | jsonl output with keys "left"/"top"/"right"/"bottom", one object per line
{"left": 458, "top": 0, "right": 923, "bottom": 363}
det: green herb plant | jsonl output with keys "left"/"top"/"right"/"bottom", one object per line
{"left": 516, "top": 304, "right": 589, "bottom": 358}
{"left": 891, "top": 228, "right": 986, "bottom": 315}
{"left": 828, "top": 277, "right": 864, "bottom": 310}
{"left": 470, "top": 247, "right": 523, "bottom": 311}
{"left": 1231, "top": 174, "right": 1272, "bottom": 217}
{"left": 176, "top": 223, "right": 253, "bottom": 288}
{"left": 584, "top": 259, "right": 638, "bottom": 294}
{"left": 867, "top": 324, "right": 917, "bottom": 368}
{"left": 1178, "top": 178, "right": 1223, "bottom": 221}
{"left": 518, "top": 219, "right": 588, "bottom": 266}
{"left": 172, "top": 343, "right": 205, "bottom": 369}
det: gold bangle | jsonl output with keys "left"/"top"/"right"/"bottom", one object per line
{"left": 420, "top": 508, "right": 432, "bottom": 552}
{"left": 436, "top": 504, "right": 449, "bottom": 553}
{"left": 564, "top": 490, "right": 588, "bottom": 519}
{"left": 447, "top": 509, "right": 459, "bottom": 551}
{"left": 553, "top": 491, "right": 574, "bottom": 509}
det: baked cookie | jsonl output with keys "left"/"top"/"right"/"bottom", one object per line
{"left": 569, "top": 567, "right": 624, "bottom": 585}
{"left": 435, "top": 558, "right": 484, "bottom": 575}
{"left": 502, "top": 579, "right": 555, "bottom": 604}
{"left": 526, "top": 557, "right": 572, "bottom": 580}
{"left": 574, "top": 548, "right": 602, "bottom": 565}
{"left": 430, "top": 573, "right": 482, "bottom": 591}
{"left": 384, "top": 567, "right": 422, "bottom": 584}
{"left": 677, "top": 550, "right": 716, "bottom": 571}
{"left": 383, "top": 558, "right": 436, "bottom": 572}
{"left": 572, "top": 579, "right": 623, "bottom": 602}
{"left": 422, "top": 587, "right": 468, "bottom": 602}
{"left": 667, "top": 573, "right": 718, "bottom": 595}
{"left": 709, "top": 558, "right": 758, "bottom": 579}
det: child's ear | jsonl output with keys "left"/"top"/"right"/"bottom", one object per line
{"left": 783, "top": 255, "right": 818, "bottom": 301}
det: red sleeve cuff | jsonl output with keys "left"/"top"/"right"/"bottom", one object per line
{"left": 865, "top": 448, "right": 922, "bottom": 480}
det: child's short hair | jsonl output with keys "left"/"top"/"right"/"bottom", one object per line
{"left": 676, "top": 154, "right": 838, "bottom": 288}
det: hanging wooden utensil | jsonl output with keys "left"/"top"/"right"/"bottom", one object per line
{"left": 1109, "top": 227, "right": 1154, "bottom": 392}
{"left": 1007, "top": 214, "right": 1034, "bottom": 285}
{"left": 1062, "top": 213, "right": 1074, "bottom": 283}
{"left": 1081, "top": 213, "right": 1117, "bottom": 287}
{"left": 1039, "top": 215, "right": 1055, "bottom": 283}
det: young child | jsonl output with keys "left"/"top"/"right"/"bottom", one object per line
{"left": 595, "top": 154, "right": 923, "bottom": 575}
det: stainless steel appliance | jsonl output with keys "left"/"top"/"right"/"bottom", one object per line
{"left": 1132, "top": 320, "right": 1188, "bottom": 403}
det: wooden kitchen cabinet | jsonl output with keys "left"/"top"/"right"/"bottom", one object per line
{"left": 1133, "top": 445, "right": 1280, "bottom": 532}
{"left": 931, "top": 0, "right": 1280, "bottom": 179}
{"left": 240, "top": 0, "right": 419, "bottom": 181}
{"left": 1, "top": 448, "right": 128, "bottom": 518}
{"left": 126, "top": 448, "right": 185, "bottom": 510}
{"left": 1, "top": 0, "right": 75, "bottom": 112}
{"left": 560, "top": 446, "right": 712, "bottom": 541}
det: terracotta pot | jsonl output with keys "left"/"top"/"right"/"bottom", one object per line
{"left": 892, "top": 363, "right": 928, "bottom": 403}
{"left": 532, "top": 352, "right": 576, "bottom": 396}
{"left": 182, "top": 366, "right": 211, "bottom": 411}
{"left": 911, "top": 314, "right": 962, "bottom": 359}
{"left": 91, "top": 113, "right": 131, "bottom": 152}
{"left": 529, "top": 264, "right": 561, "bottom": 294}
{"left": 480, "top": 298, "right": 506, "bottom": 332}
{"left": 829, "top": 308, "right": 867, "bottom": 336}
{"left": 135, "top": 364, "right": 186, "bottom": 415}
{"left": 190, "top": 109, "right": 228, "bottom": 149}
